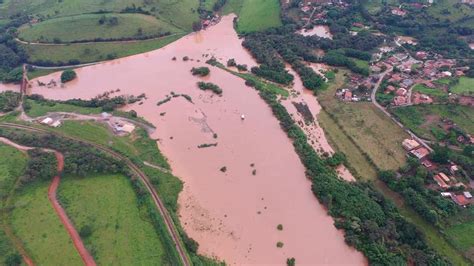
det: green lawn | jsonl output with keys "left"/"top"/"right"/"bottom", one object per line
{"left": 413, "top": 83, "right": 448, "bottom": 98}
{"left": 0, "top": 144, "right": 27, "bottom": 264}
{"left": 235, "top": 0, "right": 282, "bottom": 34}
{"left": 447, "top": 221, "right": 474, "bottom": 252}
{"left": 451, "top": 77, "right": 474, "bottom": 96}
{"left": 10, "top": 181, "right": 82, "bottom": 265}
{"left": 352, "top": 58, "right": 370, "bottom": 74}
{"left": 58, "top": 174, "right": 167, "bottom": 264}
{"left": 22, "top": 33, "right": 184, "bottom": 65}
{"left": 19, "top": 13, "right": 181, "bottom": 43}
{"left": 25, "top": 99, "right": 102, "bottom": 117}
{"left": 201, "top": 0, "right": 218, "bottom": 11}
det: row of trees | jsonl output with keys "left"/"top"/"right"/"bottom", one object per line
{"left": 243, "top": 74, "right": 449, "bottom": 265}
{"left": 0, "top": 14, "right": 29, "bottom": 82}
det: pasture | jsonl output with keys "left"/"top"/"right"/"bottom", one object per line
{"left": 18, "top": 13, "right": 182, "bottom": 43}
{"left": 234, "top": 0, "right": 282, "bottom": 34}
{"left": 58, "top": 174, "right": 167, "bottom": 264}
{"left": 451, "top": 77, "right": 474, "bottom": 96}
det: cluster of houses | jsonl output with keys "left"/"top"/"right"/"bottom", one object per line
{"left": 335, "top": 74, "right": 375, "bottom": 102}
{"left": 402, "top": 138, "right": 472, "bottom": 207}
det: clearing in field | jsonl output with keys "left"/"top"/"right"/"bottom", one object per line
{"left": 18, "top": 13, "right": 182, "bottom": 43}
{"left": 317, "top": 71, "right": 408, "bottom": 174}
{"left": 58, "top": 174, "right": 167, "bottom": 264}
{"left": 234, "top": 0, "right": 282, "bottom": 33}
{"left": 451, "top": 77, "right": 474, "bottom": 96}
{"left": 10, "top": 181, "right": 82, "bottom": 265}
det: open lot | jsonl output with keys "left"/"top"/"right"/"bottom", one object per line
{"left": 10, "top": 181, "right": 82, "bottom": 265}
{"left": 413, "top": 83, "right": 448, "bottom": 98}
{"left": 317, "top": 71, "right": 408, "bottom": 174}
{"left": 58, "top": 174, "right": 167, "bottom": 264}
{"left": 18, "top": 13, "right": 182, "bottom": 43}
{"left": 451, "top": 77, "right": 474, "bottom": 96}
{"left": 22, "top": 33, "right": 184, "bottom": 65}
{"left": 392, "top": 104, "right": 474, "bottom": 141}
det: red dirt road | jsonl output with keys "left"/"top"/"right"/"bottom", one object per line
{"left": 48, "top": 152, "right": 97, "bottom": 266}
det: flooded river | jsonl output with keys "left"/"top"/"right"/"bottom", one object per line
{"left": 29, "top": 15, "right": 365, "bottom": 265}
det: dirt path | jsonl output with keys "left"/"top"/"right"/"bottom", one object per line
{"left": 48, "top": 152, "right": 96, "bottom": 266}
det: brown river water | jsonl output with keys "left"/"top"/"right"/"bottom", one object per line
{"left": 28, "top": 15, "right": 365, "bottom": 265}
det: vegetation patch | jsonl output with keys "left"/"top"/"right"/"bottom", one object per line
{"left": 18, "top": 13, "right": 181, "bottom": 43}
{"left": 60, "top": 69, "right": 77, "bottom": 83}
{"left": 197, "top": 81, "right": 222, "bottom": 95}
{"left": 191, "top": 66, "right": 210, "bottom": 77}
{"left": 235, "top": 0, "right": 282, "bottom": 34}
{"left": 58, "top": 174, "right": 167, "bottom": 264}
{"left": 0, "top": 91, "right": 21, "bottom": 112}
{"left": 451, "top": 77, "right": 474, "bottom": 96}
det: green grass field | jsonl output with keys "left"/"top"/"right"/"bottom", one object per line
{"left": 392, "top": 104, "right": 474, "bottom": 140}
{"left": 234, "top": 0, "right": 282, "bottom": 34}
{"left": 1, "top": 0, "right": 199, "bottom": 31}
{"left": 58, "top": 174, "right": 167, "bottom": 264}
{"left": 352, "top": 58, "right": 370, "bottom": 73}
{"left": 10, "top": 181, "right": 82, "bottom": 265}
{"left": 19, "top": 13, "right": 182, "bottom": 43}
{"left": 447, "top": 221, "right": 474, "bottom": 253}
{"left": 317, "top": 71, "right": 408, "bottom": 173}
{"left": 427, "top": 0, "right": 473, "bottom": 23}
{"left": 22, "top": 33, "right": 184, "bottom": 64}
{"left": 25, "top": 99, "right": 102, "bottom": 117}
{"left": 451, "top": 77, "right": 474, "bottom": 96}
{"left": 413, "top": 83, "right": 448, "bottom": 98}
{"left": 0, "top": 144, "right": 27, "bottom": 264}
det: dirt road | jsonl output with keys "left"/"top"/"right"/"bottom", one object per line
{"left": 48, "top": 152, "right": 97, "bottom": 266}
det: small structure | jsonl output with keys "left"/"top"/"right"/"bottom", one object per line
{"left": 451, "top": 194, "right": 470, "bottom": 207}
{"left": 464, "top": 192, "right": 472, "bottom": 199}
{"left": 241, "top": 114, "right": 245, "bottom": 120}
{"left": 396, "top": 88, "right": 407, "bottom": 96}
{"left": 438, "top": 172, "right": 450, "bottom": 183}
{"left": 433, "top": 174, "right": 449, "bottom": 189}
{"left": 410, "top": 147, "right": 430, "bottom": 160}
{"left": 343, "top": 90, "right": 352, "bottom": 102}
{"left": 450, "top": 165, "right": 459, "bottom": 175}
{"left": 41, "top": 117, "right": 53, "bottom": 125}
{"left": 51, "top": 120, "right": 62, "bottom": 128}
{"left": 402, "top": 139, "right": 420, "bottom": 151}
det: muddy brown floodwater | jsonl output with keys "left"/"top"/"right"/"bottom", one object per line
{"left": 29, "top": 15, "right": 366, "bottom": 265}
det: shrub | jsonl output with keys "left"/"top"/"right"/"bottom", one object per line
{"left": 276, "top": 241, "right": 284, "bottom": 248}
{"left": 60, "top": 69, "right": 77, "bottom": 83}
{"left": 277, "top": 224, "right": 283, "bottom": 230}
{"left": 191, "top": 67, "right": 210, "bottom": 77}
{"left": 197, "top": 82, "right": 222, "bottom": 95}
{"left": 79, "top": 225, "right": 93, "bottom": 238}
{"left": 286, "top": 258, "right": 295, "bottom": 266}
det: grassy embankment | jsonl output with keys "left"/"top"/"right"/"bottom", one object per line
{"left": 317, "top": 71, "right": 408, "bottom": 180}
{"left": 223, "top": 0, "right": 282, "bottom": 33}
{"left": 392, "top": 104, "right": 474, "bottom": 141}
{"left": 18, "top": 13, "right": 181, "bottom": 43}
{"left": 58, "top": 174, "right": 167, "bottom": 264}
{"left": 0, "top": 144, "right": 28, "bottom": 264}
{"left": 22, "top": 33, "right": 184, "bottom": 65}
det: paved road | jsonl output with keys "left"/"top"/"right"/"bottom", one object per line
{"left": 0, "top": 122, "right": 191, "bottom": 266}
{"left": 370, "top": 66, "right": 433, "bottom": 152}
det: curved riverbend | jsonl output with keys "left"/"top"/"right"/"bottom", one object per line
{"left": 29, "top": 15, "right": 366, "bottom": 265}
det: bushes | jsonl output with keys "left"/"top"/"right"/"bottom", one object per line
{"left": 191, "top": 67, "right": 210, "bottom": 77}
{"left": 24, "top": 149, "right": 57, "bottom": 183}
{"left": 197, "top": 82, "right": 222, "bottom": 95}
{"left": 60, "top": 69, "right": 77, "bottom": 83}
{"left": 0, "top": 91, "right": 21, "bottom": 112}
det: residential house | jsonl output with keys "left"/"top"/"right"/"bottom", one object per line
{"left": 410, "top": 147, "right": 430, "bottom": 159}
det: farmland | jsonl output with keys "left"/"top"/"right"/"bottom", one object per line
{"left": 58, "top": 174, "right": 167, "bottom": 264}
{"left": 18, "top": 14, "right": 182, "bottom": 43}
{"left": 10, "top": 181, "right": 82, "bottom": 265}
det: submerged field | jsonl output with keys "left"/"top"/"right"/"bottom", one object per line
{"left": 58, "top": 174, "right": 167, "bottom": 264}
{"left": 10, "top": 181, "right": 82, "bottom": 265}
{"left": 18, "top": 13, "right": 182, "bottom": 43}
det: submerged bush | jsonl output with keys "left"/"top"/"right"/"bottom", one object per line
{"left": 197, "top": 82, "right": 222, "bottom": 95}
{"left": 191, "top": 67, "right": 210, "bottom": 77}
{"left": 60, "top": 69, "right": 77, "bottom": 83}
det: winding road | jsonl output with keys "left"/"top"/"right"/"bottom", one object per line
{"left": 0, "top": 122, "right": 191, "bottom": 266}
